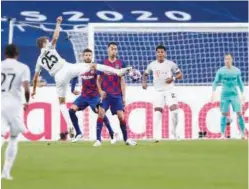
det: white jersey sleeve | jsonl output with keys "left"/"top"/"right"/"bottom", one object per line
{"left": 36, "top": 42, "right": 66, "bottom": 76}
{"left": 22, "top": 65, "right": 31, "bottom": 82}
{"left": 171, "top": 61, "right": 181, "bottom": 74}
{"left": 145, "top": 63, "right": 152, "bottom": 74}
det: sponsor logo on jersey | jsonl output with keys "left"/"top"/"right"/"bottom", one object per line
{"left": 81, "top": 71, "right": 95, "bottom": 80}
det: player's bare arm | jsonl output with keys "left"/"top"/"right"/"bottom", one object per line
{"left": 31, "top": 71, "right": 40, "bottom": 98}
{"left": 142, "top": 72, "right": 149, "bottom": 89}
{"left": 97, "top": 75, "right": 106, "bottom": 99}
{"left": 23, "top": 80, "right": 30, "bottom": 111}
{"left": 166, "top": 71, "right": 183, "bottom": 84}
{"left": 51, "top": 16, "right": 62, "bottom": 47}
{"left": 121, "top": 76, "right": 126, "bottom": 105}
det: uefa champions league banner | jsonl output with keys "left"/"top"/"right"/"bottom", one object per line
{"left": 11, "top": 86, "right": 249, "bottom": 141}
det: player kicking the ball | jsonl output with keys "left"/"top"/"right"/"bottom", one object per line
{"left": 69, "top": 48, "right": 116, "bottom": 143}
{"left": 1, "top": 44, "right": 31, "bottom": 180}
{"left": 94, "top": 42, "right": 137, "bottom": 146}
{"left": 142, "top": 45, "right": 183, "bottom": 141}
{"left": 32, "top": 16, "right": 131, "bottom": 138}
{"left": 211, "top": 54, "right": 246, "bottom": 139}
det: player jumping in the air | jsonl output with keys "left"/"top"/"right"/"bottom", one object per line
{"left": 94, "top": 42, "right": 137, "bottom": 147}
{"left": 32, "top": 16, "right": 131, "bottom": 138}
{"left": 1, "top": 44, "right": 31, "bottom": 180}
{"left": 69, "top": 48, "right": 116, "bottom": 143}
{"left": 211, "top": 54, "right": 246, "bottom": 139}
{"left": 142, "top": 45, "right": 183, "bottom": 141}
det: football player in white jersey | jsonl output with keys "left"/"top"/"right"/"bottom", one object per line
{"left": 142, "top": 45, "right": 183, "bottom": 141}
{"left": 1, "top": 44, "right": 31, "bottom": 180}
{"left": 32, "top": 16, "right": 131, "bottom": 138}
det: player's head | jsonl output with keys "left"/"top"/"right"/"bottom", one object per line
{"left": 107, "top": 42, "right": 118, "bottom": 59}
{"left": 156, "top": 45, "right": 166, "bottom": 62}
{"left": 224, "top": 53, "right": 233, "bottom": 67}
{"left": 4, "top": 44, "right": 19, "bottom": 59}
{"left": 37, "top": 36, "right": 49, "bottom": 49}
{"left": 82, "top": 48, "right": 93, "bottom": 63}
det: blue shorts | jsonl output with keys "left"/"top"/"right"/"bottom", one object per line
{"left": 101, "top": 94, "right": 124, "bottom": 115}
{"left": 73, "top": 96, "right": 100, "bottom": 113}
{"left": 220, "top": 96, "right": 241, "bottom": 113}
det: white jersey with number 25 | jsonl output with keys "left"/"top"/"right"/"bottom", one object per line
{"left": 35, "top": 43, "right": 67, "bottom": 76}
{"left": 145, "top": 59, "right": 180, "bottom": 91}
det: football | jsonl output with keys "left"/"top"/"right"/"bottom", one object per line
{"left": 128, "top": 69, "right": 142, "bottom": 81}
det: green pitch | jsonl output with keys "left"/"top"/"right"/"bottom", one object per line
{"left": 1, "top": 140, "right": 248, "bottom": 189}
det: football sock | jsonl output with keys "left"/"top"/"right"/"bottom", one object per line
{"left": 238, "top": 115, "right": 245, "bottom": 136}
{"left": 96, "top": 117, "right": 104, "bottom": 141}
{"left": 103, "top": 116, "right": 114, "bottom": 139}
{"left": 172, "top": 110, "right": 179, "bottom": 131}
{"left": 2, "top": 136, "right": 18, "bottom": 176}
{"left": 120, "top": 120, "right": 128, "bottom": 142}
{"left": 60, "top": 104, "right": 73, "bottom": 129}
{"left": 221, "top": 115, "right": 227, "bottom": 135}
{"left": 69, "top": 109, "right": 82, "bottom": 136}
{"left": 154, "top": 111, "right": 162, "bottom": 140}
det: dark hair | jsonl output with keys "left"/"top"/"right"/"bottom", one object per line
{"left": 83, "top": 48, "right": 92, "bottom": 53}
{"left": 5, "top": 44, "right": 19, "bottom": 58}
{"left": 108, "top": 42, "right": 118, "bottom": 47}
{"left": 37, "top": 36, "right": 49, "bottom": 49}
{"left": 224, "top": 53, "right": 233, "bottom": 58}
{"left": 156, "top": 45, "right": 166, "bottom": 51}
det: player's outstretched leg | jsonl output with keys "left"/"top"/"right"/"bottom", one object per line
{"left": 103, "top": 116, "right": 116, "bottom": 144}
{"left": 69, "top": 106, "right": 83, "bottom": 143}
{"left": 1, "top": 136, "right": 18, "bottom": 180}
{"left": 117, "top": 111, "right": 136, "bottom": 146}
{"left": 94, "top": 64, "right": 132, "bottom": 76}
{"left": 237, "top": 113, "right": 246, "bottom": 139}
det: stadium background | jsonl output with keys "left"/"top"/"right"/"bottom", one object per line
{"left": 1, "top": 1, "right": 248, "bottom": 141}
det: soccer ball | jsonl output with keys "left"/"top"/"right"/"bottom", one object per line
{"left": 128, "top": 69, "right": 142, "bottom": 82}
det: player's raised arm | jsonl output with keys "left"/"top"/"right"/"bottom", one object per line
{"left": 51, "top": 16, "right": 62, "bottom": 47}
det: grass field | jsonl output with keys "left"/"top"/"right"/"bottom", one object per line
{"left": 1, "top": 140, "right": 248, "bottom": 189}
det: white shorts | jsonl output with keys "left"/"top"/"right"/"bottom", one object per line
{"left": 1, "top": 100, "right": 27, "bottom": 137}
{"left": 153, "top": 89, "right": 178, "bottom": 108}
{"left": 54, "top": 63, "right": 91, "bottom": 97}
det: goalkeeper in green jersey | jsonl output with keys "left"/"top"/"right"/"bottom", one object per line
{"left": 211, "top": 54, "right": 246, "bottom": 139}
